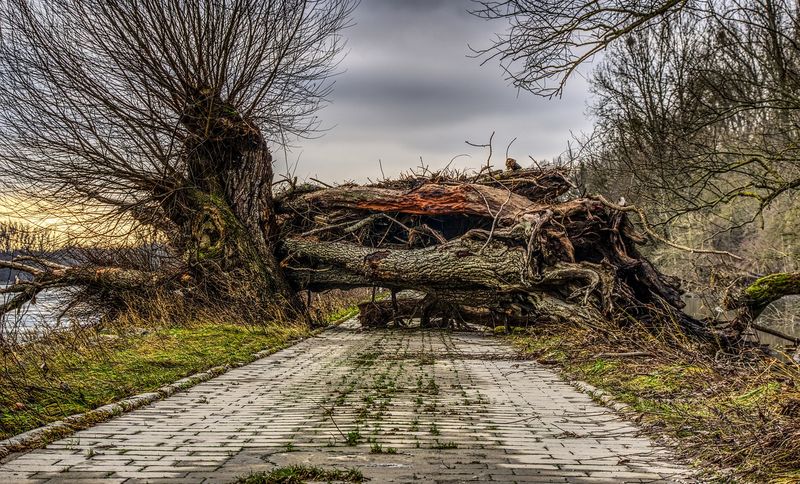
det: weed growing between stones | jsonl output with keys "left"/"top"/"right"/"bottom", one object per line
{"left": 237, "top": 465, "right": 364, "bottom": 483}
{"left": 368, "top": 440, "right": 397, "bottom": 454}
{"left": 345, "top": 428, "right": 362, "bottom": 446}
{"left": 431, "top": 440, "right": 458, "bottom": 449}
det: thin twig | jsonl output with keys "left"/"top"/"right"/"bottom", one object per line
{"left": 310, "top": 177, "right": 334, "bottom": 188}
{"left": 480, "top": 190, "right": 513, "bottom": 253}
{"left": 505, "top": 136, "right": 517, "bottom": 160}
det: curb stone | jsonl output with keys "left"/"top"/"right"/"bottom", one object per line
{"left": 511, "top": 345, "right": 695, "bottom": 474}
{"left": 0, "top": 315, "right": 354, "bottom": 460}
{"left": 570, "top": 379, "right": 631, "bottom": 413}
{"left": 568, "top": 376, "right": 696, "bottom": 477}
{"left": 568, "top": 378, "right": 684, "bottom": 447}
{"left": 0, "top": 365, "right": 229, "bottom": 459}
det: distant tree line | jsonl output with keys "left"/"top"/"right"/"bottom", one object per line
{"left": 0, "top": 222, "right": 55, "bottom": 254}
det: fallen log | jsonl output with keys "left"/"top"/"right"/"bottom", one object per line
{"left": 723, "top": 272, "right": 800, "bottom": 337}
{"left": 0, "top": 259, "right": 169, "bottom": 314}
{"left": 277, "top": 167, "right": 716, "bottom": 341}
{"left": 728, "top": 272, "right": 800, "bottom": 316}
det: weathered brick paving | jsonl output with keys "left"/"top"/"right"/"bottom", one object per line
{"left": 0, "top": 321, "right": 694, "bottom": 483}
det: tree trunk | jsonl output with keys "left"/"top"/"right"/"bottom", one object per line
{"left": 166, "top": 90, "right": 301, "bottom": 312}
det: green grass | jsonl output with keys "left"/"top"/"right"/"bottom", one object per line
{"left": 237, "top": 465, "right": 364, "bottom": 483}
{"left": 325, "top": 305, "right": 360, "bottom": 323}
{"left": 345, "top": 427, "right": 362, "bottom": 446}
{"left": 369, "top": 441, "right": 396, "bottom": 454}
{"left": 0, "top": 322, "right": 309, "bottom": 439}
{"left": 430, "top": 440, "right": 458, "bottom": 449}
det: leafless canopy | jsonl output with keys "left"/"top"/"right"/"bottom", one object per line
{"left": 470, "top": 0, "right": 687, "bottom": 97}
{"left": 0, "top": 0, "right": 356, "bottom": 236}
{"left": 583, "top": 1, "right": 800, "bottom": 222}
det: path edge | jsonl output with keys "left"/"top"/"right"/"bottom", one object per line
{"left": 566, "top": 375, "right": 693, "bottom": 474}
{"left": 0, "top": 316, "right": 355, "bottom": 460}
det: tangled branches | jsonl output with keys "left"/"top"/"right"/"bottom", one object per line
{"left": 275, "top": 166, "right": 720, "bottom": 341}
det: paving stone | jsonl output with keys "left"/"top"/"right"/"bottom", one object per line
{"left": 0, "top": 320, "right": 696, "bottom": 482}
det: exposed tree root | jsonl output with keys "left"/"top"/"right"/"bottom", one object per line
{"left": 276, "top": 167, "right": 726, "bottom": 342}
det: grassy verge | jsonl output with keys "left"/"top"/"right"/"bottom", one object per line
{"left": 508, "top": 323, "right": 800, "bottom": 483}
{"left": 0, "top": 288, "right": 372, "bottom": 441}
{"left": 323, "top": 305, "right": 360, "bottom": 324}
{"left": 0, "top": 322, "right": 309, "bottom": 439}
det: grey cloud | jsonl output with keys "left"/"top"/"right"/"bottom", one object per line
{"left": 289, "top": 0, "right": 593, "bottom": 183}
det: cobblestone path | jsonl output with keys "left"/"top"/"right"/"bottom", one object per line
{"left": 1, "top": 320, "right": 694, "bottom": 483}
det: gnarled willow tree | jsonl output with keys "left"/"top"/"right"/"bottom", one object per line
{"left": 0, "top": 0, "right": 357, "bottom": 313}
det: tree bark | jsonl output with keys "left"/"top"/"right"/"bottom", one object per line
{"left": 164, "top": 91, "right": 300, "bottom": 312}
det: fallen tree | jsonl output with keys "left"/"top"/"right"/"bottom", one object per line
{"left": 272, "top": 167, "right": 716, "bottom": 339}
{"left": 0, "top": 164, "right": 740, "bottom": 345}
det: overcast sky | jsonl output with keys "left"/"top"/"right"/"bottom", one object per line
{"left": 285, "top": 0, "right": 594, "bottom": 183}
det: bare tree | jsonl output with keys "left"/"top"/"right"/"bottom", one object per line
{"left": 470, "top": 0, "right": 688, "bottom": 97}
{"left": 0, "top": 0, "right": 357, "bottom": 311}
{"left": 474, "top": 0, "right": 800, "bottom": 302}
{"left": 583, "top": 1, "right": 800, "bottom": 228}
{"left": 474, "top": 0, "right": 800, "bottom": 219}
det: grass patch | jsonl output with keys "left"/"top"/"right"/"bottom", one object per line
{"left": 430, "top": 440, "right": 458, "bottom": 449}
{"left": 509, "top": 322, "right": 800, "bottom": 483}
{"left": 368, "top": 441, "right": 396, "bottom": 454}
{"left": 345, "top": 427, "right": 362, "bottom": 446}
{"left": 0, "top": 322, "right": 309, "bottom": 439}
{"left": 237, "top": 465, "right": 364, "bottom": 483}
{"left": 325, "top": 306, "right": 360, "bottom": 323}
